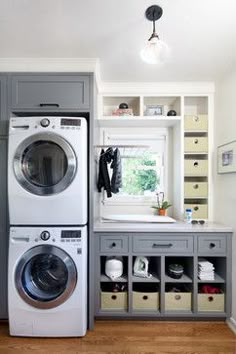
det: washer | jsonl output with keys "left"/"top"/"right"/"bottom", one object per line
{"left": 8, "top": 116, "right": 87, "bottom": 225}
{"left": 8, "top": 226, "right": 87, "bottom": 337}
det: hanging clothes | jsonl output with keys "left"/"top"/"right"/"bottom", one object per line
{"left": 97, "top": 148, "right": 113, "bottom": 198}
{"left": 110, "top": 148, "right": 122, "bottom": 194}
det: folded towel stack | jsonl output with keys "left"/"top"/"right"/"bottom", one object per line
{"left": 198, "top": 258, "right": 215, "bottom": 280}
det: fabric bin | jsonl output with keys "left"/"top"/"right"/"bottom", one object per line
{"left": 184, "top": 159, "right": 208, "bottom": 176}
{"left": 133, "top": 291, "right": 159, "bottom": 310}
{"left": 184, "top": 115, "right": 208, "bottom": 131}
{"left": 101, "top": 291, "right": 128, "bottom": 310}
{"left": 184, "top": 182, "right": 208, "bottom": 198}
{"left": 184, "top": 137, "right": 208, "bottom": 153}
{"left": 184, "top": 203, "right": 208, "bottom": 219}
{"left": 165, "top": 292, "right": 192, "bottom": 311}
{"left": 198, "top": 293, "right": 224, "bottom": 312}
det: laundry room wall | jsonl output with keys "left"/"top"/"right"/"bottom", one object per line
{"left": 214, "top": 67, "right": 236, "bottom": 328}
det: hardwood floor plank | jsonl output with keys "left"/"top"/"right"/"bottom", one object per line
{"left": 0, "top": 320, "right": 235, "bottom": 354}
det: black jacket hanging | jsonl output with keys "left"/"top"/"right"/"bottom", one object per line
{"left": 97, "top": 148, "right": 113, "bottom": 198}
{"left": 111, "top": 148, "right": 122, "bottom": 194}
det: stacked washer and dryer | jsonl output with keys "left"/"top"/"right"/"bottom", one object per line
{"left": 8, "top": 116, "right": 88, "bottom": 337}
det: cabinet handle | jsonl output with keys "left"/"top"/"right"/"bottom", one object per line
{"left": 111, "top": 295, "right": 117, "bottom": 300}
{"left": 208, "top": 296, "right": 214, "bottom": 302}
{"left": 152, "top": 243, "right": 173, "bottom": 248}
{"left": 194, "top": 116, "right": 199, "bottom": 122}
{"left": 193, "top": 184, "right": 199, "bottom": 189}
{"left": 175, "top": 294, "right": 181, "bottom": 300}
{"left": 193, "top": 161, "right": 199, "bottom": 167}
{"left": 194, "top": 206, "right": 199, "bottom": 211}
{"left": 194, "top": 139, "right": 199, "bottom": 144}
{"left": 209, "top": 242, "right": 216, "bottom": 249}
{"left": 143, "top": 295, "right": 148, "bottom": 300}
{"left": 110, "top": 242, "right": 117, "bottom": 248}
{"left": 39, "top": 103, "right": 60, "bottom": 107}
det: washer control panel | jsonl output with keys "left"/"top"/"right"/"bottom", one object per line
{"left": 40, "top": 118, "right": 50, "bottom": 128}
{"left": 40, "top": 231, "right": 50, "bottom": 241}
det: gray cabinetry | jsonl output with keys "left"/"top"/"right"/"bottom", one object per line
{"left": 0, "top": 138, "right": 8, "bottom": 318}
{"left": 94, "top": 232, "right": 232, "bottom": 319}
{"left": 0, "top": 75, "right": 7, "bottom": 135}
{"left": 10, "top": 74, "right": 90, "bottom": 110}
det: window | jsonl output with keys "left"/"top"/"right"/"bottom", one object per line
{"left": 103, "top": 131, "right": 167, "bottom": 205}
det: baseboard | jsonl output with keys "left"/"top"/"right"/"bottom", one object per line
{"left": 226, "top": 317, "right": 236, "bottom": 334}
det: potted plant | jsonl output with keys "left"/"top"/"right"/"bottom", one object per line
{"left": 151, "top": 192, "right": 172, "bottom": 216}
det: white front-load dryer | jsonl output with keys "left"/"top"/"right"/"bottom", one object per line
{"left": 8, "top": 226, "right": 87, "bottom": 337}
{"left": 8, "top": 116, "right": 87, "bottom": 225}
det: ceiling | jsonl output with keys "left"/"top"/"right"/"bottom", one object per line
{"left": 0, "top": 0, "right": 235, "bottom": 82}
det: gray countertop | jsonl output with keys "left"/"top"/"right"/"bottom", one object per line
{"left": 94, "top": 220, "right": 233, "bottom": 233}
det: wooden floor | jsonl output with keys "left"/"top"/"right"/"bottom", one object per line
{"left": 0, "top": 320, "right": 235, "bottom": 354}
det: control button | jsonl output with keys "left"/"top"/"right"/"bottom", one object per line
{"left": 40, "top": 118, "right": 50, "bottom": 128}
{"left": 52, "top": 238, "right": 56, "bottom": 242}
{"left": 35, "top": 238, "right": 38, "bottom": 242}
{"left": 40, "top": 231, "right": 50, "bottom": 241}
{"left": 61, "top": 239, "right": 65, "bottom": 242}
{"left": 52, "top": 125, "right": 55, "bottom": 129}
{"left": 35, "top": 125, "right": 38, "bottom": 129}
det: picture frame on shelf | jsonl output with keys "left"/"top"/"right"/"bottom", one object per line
{"left": 217, "top": 140, "right": 236, "bottom": 174}
{"left": 144, "top": 104, "right": 163, "bottom": 116}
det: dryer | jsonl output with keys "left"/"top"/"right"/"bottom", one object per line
{"left": 8, "top": 226, "right": 87, "bottom": 337}
{"left": 8, "top": 116, "right": 87, "bottom": 225}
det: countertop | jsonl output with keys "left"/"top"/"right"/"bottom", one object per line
{"left": 94, "top": 220, "right": 233, "bottom": 233}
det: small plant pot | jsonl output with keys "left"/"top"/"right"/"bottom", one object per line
{"left": 158, "top": 208, "right": 166, "bottom": 216}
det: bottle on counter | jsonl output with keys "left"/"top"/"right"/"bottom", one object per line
{"left": 185, "top": 208, "right": 192, "bottom": 223}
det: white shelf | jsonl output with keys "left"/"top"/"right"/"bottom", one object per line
{"left": 97, "top": 116, "right": 181, "bottom": 128}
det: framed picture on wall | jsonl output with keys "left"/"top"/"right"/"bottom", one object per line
{"left": 217, "top": 140, "right": 236, "bottom": 173}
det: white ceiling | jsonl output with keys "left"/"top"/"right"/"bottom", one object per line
{"left": 0, "top": 0, "right": 235, "bottom": 82}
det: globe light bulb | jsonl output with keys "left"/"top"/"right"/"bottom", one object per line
{"left": 140, "top": 36, "right": 170, "bottom": 65}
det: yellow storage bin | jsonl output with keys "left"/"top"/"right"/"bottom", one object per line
{"left": 184, "top": 137, "right": 208, "bottom": 153}
{"left": 184, "top": 203, "right": 208, "bottom": 219}
{"left": 184, "top": 114, "right": 208, "bottom": 131}
{"left": 101, "top": 291, "right": 128, "bottom": 310}
{"left": 198, "top": 293, "right": 224, "bottom": 312}
{"left": 184, "top": 182, "right": 208, "bottom": 198}
{"left": 165, "top": 292, "right": 192, "bottom": 311}
{"left": 184, "top": 159, "right": 208, "bottom": 176}
{"left": 133, "top": 291, "right": 159, "bottom": 310}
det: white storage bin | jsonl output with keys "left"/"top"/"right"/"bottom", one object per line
{"left": 184, "top": 115, "right": 208, "bottom": 131}
{"left": 133, "top": 291, "right": 159, "bottom": 310}
{"left": 101, "top": 291, "right": 128, "bottom": 310}
{"left": 165, "top": 292, "right": 192, "bottom": 311}
{"left": 198, "top": 293, "right": 224, "bottom": 312}
{"left": 184, "top": 137, "right": 208, "bottom": 153}
{"left": 184, "top": 159, "right": 208, "bottom": 176}
{"left": 184, "top": 182, "right": 208, "bottom": 198}
{"left": 184, "top": 203, "right": 208, "bottom": 219}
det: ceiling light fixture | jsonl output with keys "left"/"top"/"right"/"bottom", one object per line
{"left": 140, "top": 5, "right": 170, "bottom": 65}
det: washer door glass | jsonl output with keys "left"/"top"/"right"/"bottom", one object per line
{"left": 15, "top": 245, "right": 77, "bottom": 309}
{"left": 13, "top": 133, "right": 77, "bottom": 196}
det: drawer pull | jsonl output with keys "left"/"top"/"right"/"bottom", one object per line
{"left": 208, "top": 296, "right": 214, "bottom": 302}
{"left": 194, "top": 139, "right": 199, "bottom": 144}
{"left": 193, "top": 161, "right": 199, "bottom": 167}
{"left": 110, "top": 242, "right": 117, "bottom": 248}
{"left": 143, "top": 295, "right": 148, "bottom": 300}
{"left": 194, "top": 116, "right": 199, "bottom": 122}
{"left": 193, "top": 184, "right": 199, "bottom": 189}
{"left": 175, "top": 294, "right": 181, "bottom": 300}
{"left": 152, "top": 243, "right": 173, "bottom": 248}
{"left": 39, "top": 103, "right": 60, "bottom": 107}
{"left": 111, "top": 295, "right": 117, "bottom": 300}
{"left": 194, "top": 206, "right": 199, "bottom": 211}
{"left": 209, "top": 242, "right": 216, "bottom": 249}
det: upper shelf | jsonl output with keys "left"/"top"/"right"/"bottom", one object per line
{"left": 96, "top": 116, "right": 182, "bottom": 128}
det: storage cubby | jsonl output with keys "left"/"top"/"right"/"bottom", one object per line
{"left": 100, "top": 256, "right": 128, "bottom": 282}
{"left": 165, "top": 283, "right": 192, "bottom": 312}
{"left": 197, "top": 257, "right": 226, "bottom": 283}
{"left": 198, "top": 283, "right": 225, "bottom": 312}
{"left": 102, "top": 96, "right": 140, "bottom": 116}
{"left": 132, "top": 283, "right": 159, "bottom": 311}
{"left": 165, "top": 256, "right": 193, "bottom": 283}
{"left": 143, "top": 96, "right": 181, "bottom": 116}
{"left": 132, "top": 256, "right": 161, "bottom": 282}
{"left": 101, "top": 282, "right": 128, "bottom": 311}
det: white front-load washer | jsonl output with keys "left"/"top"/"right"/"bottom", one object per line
{"left": 8, "top": 116, "right": 87, "bottom": 225}
{"left": 8, "top": 226, "right": 87, "bottom": 337}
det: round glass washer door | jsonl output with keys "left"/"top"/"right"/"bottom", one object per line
{"left": 15, "top": 245, "right": 77, "bottom": 309}
{"left": 13, "top": 133, "right": 77, "bottom": 196}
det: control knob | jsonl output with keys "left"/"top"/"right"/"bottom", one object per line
{"left": 40, "top": 231, "right": 50, "bottom": 241}
{"left": 40, "top": 118, "right": 50, "bottom": 128}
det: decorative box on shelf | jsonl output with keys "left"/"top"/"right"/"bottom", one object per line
{"left": 112, "top": 108, "right": 133, "bottom": 116}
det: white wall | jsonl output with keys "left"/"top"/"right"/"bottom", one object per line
{"left": 214, "top": 69, "right": 236, "bottom": 324}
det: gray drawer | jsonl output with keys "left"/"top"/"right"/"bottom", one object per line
{"left": 197, "top": 235, "right": 226, "bottom": 254}
{"left": 100, "top": 235, "right": 128, "bottom": 254}
{"left": 133, "top": 236, "right": 193, "bottom": 254}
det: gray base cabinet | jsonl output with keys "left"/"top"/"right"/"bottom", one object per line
{"left": 94, "top": 232, "right": 232, "bottom": 319}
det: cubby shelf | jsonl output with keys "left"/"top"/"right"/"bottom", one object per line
{"left": 97, "top": 116, "right": 181, "bottom": 128}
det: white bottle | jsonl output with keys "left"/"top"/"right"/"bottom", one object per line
{"left": 185, "top": 208, "right": 192, "bottom": 223}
